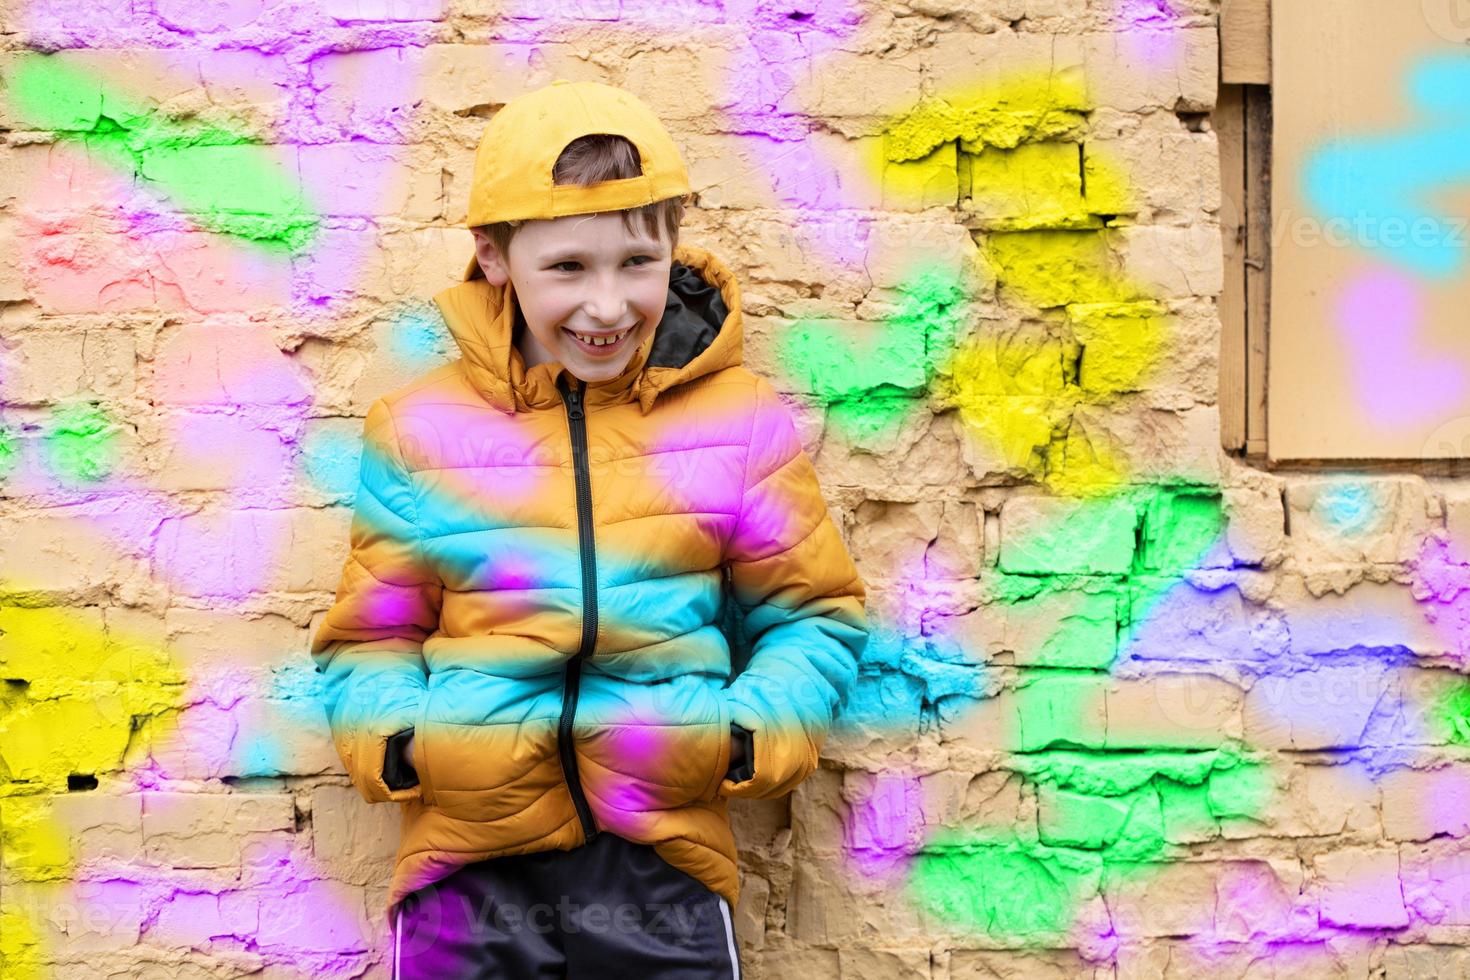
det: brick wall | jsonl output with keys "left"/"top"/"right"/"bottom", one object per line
{"left": 3, "top": 1, "right": 1468, "bottom": 977}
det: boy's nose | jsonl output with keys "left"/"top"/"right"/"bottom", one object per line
{"left": 580, "top": 295, "right": 632, "bottom": 329}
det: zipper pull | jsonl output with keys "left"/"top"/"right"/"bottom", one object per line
{"left": 566, "top": 382, "right": 584, "bottom": 420}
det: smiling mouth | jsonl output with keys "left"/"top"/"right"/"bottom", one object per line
{"left": 563, "top": 323, "right": 636, "bottom": 353}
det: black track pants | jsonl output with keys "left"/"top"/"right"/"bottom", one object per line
{"left": 390, "top": 832, "right": 742, "bottom": 979}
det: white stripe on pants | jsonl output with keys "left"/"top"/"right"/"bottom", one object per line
{"left": 717, "top": 895, "right": 741, "bottom": 979}
{"left": 392, "top": 904, "right": 403, "bottom": 980}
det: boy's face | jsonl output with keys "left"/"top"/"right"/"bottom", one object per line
{"left": 472, "top": 212, "right": 672, "bottom": 386}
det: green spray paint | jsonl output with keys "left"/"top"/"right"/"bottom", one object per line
{"left": 909, "top": 745, "right": 1267, "bottom": 944}
{"left": 0, "top": 425, "right": 17, "bottom": 480}
{"left": 777, "top": 266, "right": 969, "bottom": 445}
{"left": 909, "top": 827, "right": 1098, "bottom": 943}
{"left": 905, "top": 482, "right": 1253, "bottom": 946}
{"left": 1440, "top": 679, "right": 1470, "bottom": 745}
{"left": 815, "top": 79, "right": 1253, "bottom": 948}
{"left": 6, "top": 55, "right": 318, "bottom": 252}
{"left": 46, "top": 402, "right": 117, "bottom": 483}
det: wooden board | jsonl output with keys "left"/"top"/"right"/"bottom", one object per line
{"left": 1245, "top": 85, "right": 1270, "bottom": 456}
{"left": 1269, "top": 0, "right": 1470, "bottom": 461}
{"left": 1218, "top": 84, "right": 1247, "bottom": 451}
{"left": 1221, "top": 0, "right": 1270, "bottom": 84}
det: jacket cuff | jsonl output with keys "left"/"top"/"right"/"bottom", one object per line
{"left": 726, "top": 722, "right": 755, "bottom": 783}
{"left": 383, "top": 727, "right": 420, "bottom": 792}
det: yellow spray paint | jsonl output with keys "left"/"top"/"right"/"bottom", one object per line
{"left": 877, "top": 76, "right": 1170, "bottom": 497}
{"left": 0, "top": 604, "right": 186, "bottom": 974}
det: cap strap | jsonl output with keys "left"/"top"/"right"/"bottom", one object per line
{"left": 547, "top": 175, "right": 664, "bottom": 214}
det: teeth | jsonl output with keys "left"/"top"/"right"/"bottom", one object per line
{"left": 569, "top": 327, "right": 631, "bottom": 347}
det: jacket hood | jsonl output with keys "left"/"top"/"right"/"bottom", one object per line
{"left": 432, "top": 243, "right": 743, "bottom": 415}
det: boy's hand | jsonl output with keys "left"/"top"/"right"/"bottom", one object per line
{"left": 728, "top": 731, "right": 746, "bottom": 770}
{"left": 402, "top": 732, "right": 415, "bottom": 769}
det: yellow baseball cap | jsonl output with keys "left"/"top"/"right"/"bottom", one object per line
{"left": 461, "top": 78, "right": 692, "bottom": 281}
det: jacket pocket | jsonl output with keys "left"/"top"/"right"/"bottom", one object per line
{"left": 574, "top": 670, "right": 729, "bottom": 812}
{"left": 726, "top": 721, "right": 755, "bottom": 786}
{"left": 416, "top": 668, "right": 564, "bottom": 821}
{"left": 698, "top": 685, "right": 733, "bottom": 803}
{"left": 383, "top": 727, "right": 418, "bottom": 792}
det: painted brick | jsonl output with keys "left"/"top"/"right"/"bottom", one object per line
{"left": 1382, "top": 766, "right": 1470, "bottom": 841}
{"left": 1124, "top": 581, "right": 1257, "bottom": 662}
{"left": 1287, "top": 476, "right": 1433, "bottom": 565}
{"left": 1104, "top": 860, "right": 1217, "bottom": 938}
{"left": 966, "top": 142, "right": 1092, "bottom": 230}
{"left": 1105, "top": 674, "right": 1243, "bottom": 749}
{"left": 1081, "top": 28, "right": 1218, "bottom": 112}
{"left": 142, "top": 792, "right": 294, "bottom": 867}
{"left": 1315, "top": 847, "right": 1409, "bottom": 930}
{"left": 322, "top": 0, "right": 445, "bottom": 21}
{"left": 1006, "top": 588, "right": 1119, "bottom": 668}
{"left": 999, "top": 495, "right": 1137, "bottom": 574}
{"left": 1244, "top": 665, "right": 1394, "bottom": 750}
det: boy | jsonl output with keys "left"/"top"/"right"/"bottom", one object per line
{"left": 309, "top": 79, "right": 870, "bottom": 978}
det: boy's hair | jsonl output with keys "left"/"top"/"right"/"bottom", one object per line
{"left": 473, "top": 134, "right": 689, "bottom": 262}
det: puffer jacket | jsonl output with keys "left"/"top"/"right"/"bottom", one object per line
{"left": 309, "top": 242, "right": 871, "bottom": 922}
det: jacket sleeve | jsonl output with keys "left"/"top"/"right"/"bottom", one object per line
{"left": 718, "top": 376, "right": 870, "bottom": 799}
{"left": 310, "top": 397, "right": 441, "bottom": 805}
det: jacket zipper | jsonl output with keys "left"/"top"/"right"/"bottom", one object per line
{"left": 557, "top": 374, "right": 600, "bottom": 843}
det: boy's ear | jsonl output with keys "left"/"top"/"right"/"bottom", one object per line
{"left": 470, "top": 228, "right": 510, "bottom": 285}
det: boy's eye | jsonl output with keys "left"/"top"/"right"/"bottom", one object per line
{"left": 550, "top": 256, "right": 656, "bottom": 272}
